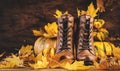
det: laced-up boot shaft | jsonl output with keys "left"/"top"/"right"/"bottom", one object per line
{"left": 77, "top": 15, "right": 95, "bottom": 65}
{"left": 56, "top": 14, "right": 74, "bottom": 59}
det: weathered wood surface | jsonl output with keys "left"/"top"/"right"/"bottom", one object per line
{"left": 0, "top": 0, "right": 120, "bottom": 53}
{"left": 0, "top": 69, "right": 68, "bottom": 71}
{"left": 0, "top": 69, "right": 120, "bottom": 71}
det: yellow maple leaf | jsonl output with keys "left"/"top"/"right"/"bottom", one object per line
{"left": 43, "top": 48, "right": 49, "bottom": 57}
{"left": 30, "top": 47, "right": 50, "bottom": 69}
{"left": 77, "top": 3, "right": 99, "bottom": 17}
{"left": 118, "top": 60, "right": 120, "bottom": 65}
{"left": 94, "top": 19, "right": 105, "bottom": 29}
{"left": 32, "top": 29, "right": 44, "bottom": 36}
{"left": 34, "top": 53, "right": 42, "bottom": 62}
{"left": 43, "top": 22, "right": 58, "bottom": 38}
{"left": 81, "top": 10, "right": 86, "bottom": 15}
{"left": 49, "top": 47, "right": 55, "bottom": 57}
{"left": 28, "top": 54, "right": 35, "bottom": 61}
{"left": 113, "top": 47, "right": 120, "bottom": 60}
{"left": 61, "top": 60, "right": 94, "bottom": 70}
{"left": 44, "top": 23, "right": 51, "bottom": 35}
{"left": 100, "top": 28, "right": 109, "bottom": 34}
{"left": 0, "top": 54, "right": 24, "bottom": 68}
{"left": 77, "top": 8, "right": 81, "bottom": 17}
{"left": 64, "top": 11, "right": 68, "bottom": 14}
{"left": 19, "top": 45, "right": 33, "bottom": 56}
{"left": 53, "top": 9, "right": 62, "bottom": 18}
{"left": 87, "top": 2, "right": 99, "bottom": 18}
{"left": 34, "top": 47, "right": 54, "bottom": 62}
{"left": 0, "top": 51, "right": 5, "bottom": 58}
{"left": 54, "top": 9, "right": 68, "bottom": 18}
{"left": 77, "top": 9, "right": 87, "bottom": 17}
{"left": 0, "top": 62, "right": 15, "bottom": 68}
{"left": 29, "top": 56, "right": 49, "bottom": 69}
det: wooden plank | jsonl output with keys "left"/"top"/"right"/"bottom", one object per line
{"left": 0, "top": 69, "right": 68, "bottom": 71}
{"left": 0, "top": 69, "right": 120, "bottom": 71}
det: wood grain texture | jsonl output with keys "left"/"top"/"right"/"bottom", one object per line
{"left": 0, "top": 0, "right": 119, "bottom": 52}
{"left": 0, "top": 68, "right": 120, "bottom": 71}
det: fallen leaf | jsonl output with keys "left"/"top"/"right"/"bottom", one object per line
{"left": 113, "top": 47, "right": 120, "bottom": 60}
{"left": 28, "top": 54, "right": 35, "bottom": 61}
{"left": 0, "top": 54, "right": 24, "bottom": 68}
{"left": 32, "top": 29, "right": 44, "bottom": 36}
{"left": 5, "top": 54, "right": 24, "bottom": 67}
{"left": 19, "top": 45, "right": 33, "bottom": 57}
{"left": 49, "top": 47, "right": 55, "bottom": 57}
{"left": 34, "top": 53, "right": 43, "bottom": 62}
{"left": 0, "top": 52, "right": 5, "bottom": 58}
{"left": 61, "top": 60, "right": 94, "bottom": 70}
{"left": 29, "top": 56, "right": 49, "bottom": 69}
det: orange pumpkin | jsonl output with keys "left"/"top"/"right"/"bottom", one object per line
{"left": 34, "top": 37, "right": 56, "bottom": 54}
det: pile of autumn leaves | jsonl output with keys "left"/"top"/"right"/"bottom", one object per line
{"left": 0, "top": 3, "right": 120, "bottom": 70}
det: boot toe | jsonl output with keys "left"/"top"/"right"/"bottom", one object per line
{"left": 84, "top": 60, "right": 94, "bottom": 66}
{"left": 57, "top": 50, "right": 74, "bottom": 60}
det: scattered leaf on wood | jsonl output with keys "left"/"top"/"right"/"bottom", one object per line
{"left": 19, "top": 45, "right": 33, "bottom": 59}
{"left": 113, "top": 47, "right": 120, "bottom": 60}
{"left": 0, "top": 52, "right": 6, "bottom": 58}
{"left": 0, "top": 54, "right": 24, "bottom": 68}
{"left": 29, "top": 55, "right": 49, "bottom": 69}
{"left": 60, "top": 60, "right": 94, "bottom": 70}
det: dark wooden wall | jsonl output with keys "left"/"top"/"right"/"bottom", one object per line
{"left": 0, "top": 0, "right": 120, "bottom": 52}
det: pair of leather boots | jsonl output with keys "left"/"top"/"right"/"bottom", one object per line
{"left": 56, "top": 14, "right": 96, "bottom": 65}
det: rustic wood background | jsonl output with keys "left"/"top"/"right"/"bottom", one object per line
{"left": 0, "top": 0, "right": 120, "bottom": 53}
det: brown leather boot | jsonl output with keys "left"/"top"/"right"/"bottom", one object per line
{"left": 77, "top": 15, "right": 96, "bottom": 65}
{"left": 56, "top": 14, "right": 74, "bottom": 60}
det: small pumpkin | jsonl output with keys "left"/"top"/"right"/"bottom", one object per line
{"left": 34, "top": 37, "right": 56, "bottom": 54}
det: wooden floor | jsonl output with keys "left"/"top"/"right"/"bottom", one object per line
{"left": 0, "top": 69, "right": 120, "bottom": 71}
{"left": 0, "top": 69, "right": 68, "bottom": 71}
